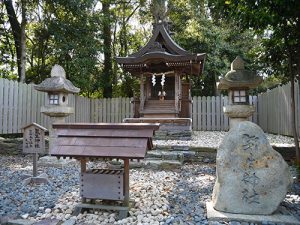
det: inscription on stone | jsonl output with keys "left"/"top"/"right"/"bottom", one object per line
{"left": 241, "top": 134, "right": 260, "bottom": 204}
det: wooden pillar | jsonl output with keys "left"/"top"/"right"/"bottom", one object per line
{"left": 174, "top": 72, "right": 179, "bottom": 115}
{"left": 140, "top": 74, "right": 145, "bottom": 112}
{"left": 123, "top": 159, "right": 130, "bottom": 207}
{"left": 179, "top": 74, "right": 182, "bottom": 112}
{"left": 118, "top": 158, "right": 130, "bottom": 219}
{"left": 146, "top": 76, "right": 151, "bottom": 99}
{"left": 80, "top": 158, "right": 87, "bottom": 203}
{"left": 188, "top": 80, "right": 192, "bottom": 118}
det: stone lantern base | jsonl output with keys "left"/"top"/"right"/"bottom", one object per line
{"left": 41, "top": 106, "right": 74, "bottom": 118}
{"left": 224, "top": 104, "right": 255, "bottom": 129}
{"left": 41, "top": 106, "right": 74, "bottom": 151}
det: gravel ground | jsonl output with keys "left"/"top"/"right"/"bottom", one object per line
{"left": 0, "top": 155, "right": 299, "bottom": 225}
{"left": 154, "top": 131, "right": 296, "bottom": 148}
{"left": 0, "top": 131, "right": 298, "bottom": 225}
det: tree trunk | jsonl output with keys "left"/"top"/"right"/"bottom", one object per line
{"left": 102, "top": 0, "right": 113, "bottom": 98}
{"left": 288, "top": 52, "right": 300, "bottom": 165}
{"left": 20, "top": 0, "right": 27, "bottom": 83}
{"left": 4, "top": 0, "right": 22, "bottom": 81}
{"left": 291, "top": 79, "right": 300, "bottom": 165}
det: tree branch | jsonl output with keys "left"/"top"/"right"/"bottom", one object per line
{"left": 126, "top": 4, "right": 140, "bottom": 23}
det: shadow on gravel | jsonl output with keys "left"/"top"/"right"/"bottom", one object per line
{"left": 164, "top": 163, "right": 216, "bottom": 225}
{"left": 0, "top": 156, "right": 80, "bottom": 219}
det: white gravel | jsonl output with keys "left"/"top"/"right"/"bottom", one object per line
{"left": 0, "top": 131, "right": 298, "bottom": 225}
{"left": 154, "top": 131, "right": 296, "bottom": 148}
{"left": 12, "top": 161, "right": 215, "bottom": 225}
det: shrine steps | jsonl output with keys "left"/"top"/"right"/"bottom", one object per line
{"left": 143, "top": 145, "right": 217, "bottom": 169}
{"left": 142, "top": 113, "right": 178, "bottom": 118}
{"left": 145, "top": 99, "right": 175, "bottom": 106}
{"left": 141, "top": 100, "right": 177, "bottom": 118}
{"left": 108, "top": 145, "right": 217, "bottom": 170}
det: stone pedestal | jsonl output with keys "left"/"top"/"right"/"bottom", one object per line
{"left": 206, "top": 201, "right": 300, "bottom": 225}
{"left": 49, "top": 117, "right": 64, "bottom": 152}
{"left": 44, "top": 110, "right": 73, "bottom": 151}
{"left": 224, "top": 104, "right": 255, "bottom": 128}
{"left": 41, "top": 106, "right": 74, "bottom": 118}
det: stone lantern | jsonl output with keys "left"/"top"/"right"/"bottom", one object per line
{"left": 35, "top": 65, "right": 80, "bottom": 155}
{"left": 218, "top": 56, "right": 262, "bottom": 128}
{"left": 35, "top": 65, "right": 80, "bottom": 124}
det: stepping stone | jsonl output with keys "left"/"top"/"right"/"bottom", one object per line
{"left": 7, "top": 219, "right": 35, "bottom": 225}
{"left": 33, "top": 219, "right": 60, "bottom": 225}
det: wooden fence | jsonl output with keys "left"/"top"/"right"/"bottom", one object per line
{"left": 191, "top": 95, "right": 258, "bottom": 131}
{"left": 257, "top": 81, "right": 300, "bottom": 137}
{"left": 90, "top": 97, "right": 133, "bottom": 123}
{"left": 0, "top": 79, "right": 133, "bottom": 134}
{"left": 0, "top": 78, "right": 299, "bottom": 136}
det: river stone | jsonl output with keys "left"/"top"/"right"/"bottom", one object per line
{"left": 212, "top": 121, "right": 292, "bottom": 215}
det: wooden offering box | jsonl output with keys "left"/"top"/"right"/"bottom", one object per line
{"left": 50, "top": 123, "right": 159, "bottom": 218}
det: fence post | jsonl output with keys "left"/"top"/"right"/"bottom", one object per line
{"left": 192, "top": 96, "right": 197, "bottom": 130}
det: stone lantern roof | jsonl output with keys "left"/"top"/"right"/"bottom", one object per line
{"left": 218, "top": 56, "right": 262, "bottom": 90}
{"left": 35, "top": 65, "right": 80, "bottom": 94}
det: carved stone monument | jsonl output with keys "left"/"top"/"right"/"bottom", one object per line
{"left": 218, "top": 57, "right": 262, "bottom": 128}
{"left": 212, "top": 121, "right": 292, "bottom": 215}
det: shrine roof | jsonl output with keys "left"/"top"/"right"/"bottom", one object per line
{"left": 116, "top": 23, "right": 206, "bottom": 76}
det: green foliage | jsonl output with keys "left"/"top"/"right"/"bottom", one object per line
{"left": 208, "top": 0, "right": 300, "bottom": 157}
{"left": 2, "top": 0, "right": 299, "bottom": 98}
{"left": 110, "top": 0, "right": 149, "bottom": 97}
{"left": 208, "top": 0, "right": 300, "bottom": 82}
{"left": 0, "top": 4, "right": 18, "bottom": 80}
{"left": 113, "top": 72, "right": 140, "bottom": 97}
{"left": 44, "top": 0, "right": 102, "bottom": 95}
{"left": 168, "top": 0, "right": 258, "bottom": 96}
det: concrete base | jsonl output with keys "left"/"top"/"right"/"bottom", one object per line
{"left": 206, "top": 201, "right": 300, "bottom": 225}
{"left": 22, "top": 173, "right": 49, "bottom": 185}
{"left": 123, "top": 117, "right": 192, "bottom": 140}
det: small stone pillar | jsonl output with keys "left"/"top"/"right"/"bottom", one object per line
{"left": 218, "top": 56, "right": 262, "bottom": 128}
{"left": 35, "top": 65, "right": 80, "bottom": 151}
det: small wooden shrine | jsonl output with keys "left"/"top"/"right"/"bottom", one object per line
{"left": 116, "top": 19, "right": 206, "bottom": 118}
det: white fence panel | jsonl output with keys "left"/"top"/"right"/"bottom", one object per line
{"left": 257, "top": 81, "right": 299, "bottom": 137}
{"left": 0, "top": 78, "right": 298, "bottom": 136}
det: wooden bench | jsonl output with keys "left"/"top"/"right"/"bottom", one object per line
{"left": 50, "top": 123, "right": 159, "bottom": 219}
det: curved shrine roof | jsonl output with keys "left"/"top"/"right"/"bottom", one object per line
{"left": 116, "top": 23, "right": 206, "bottom": 76}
